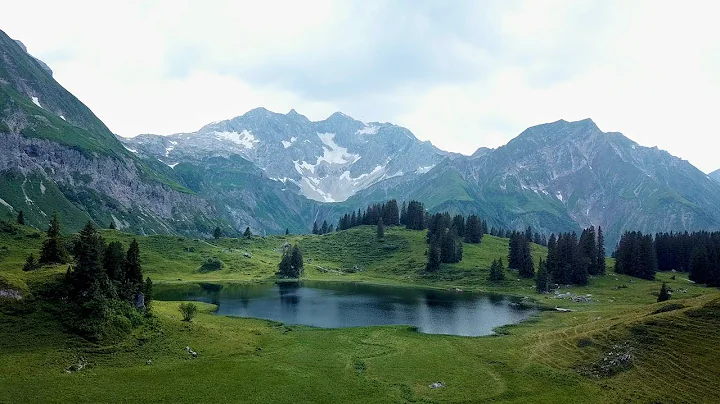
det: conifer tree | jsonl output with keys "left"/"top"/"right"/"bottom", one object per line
{"left": 426, "top": 244, "right": 441, "bottom": 272}
{"left": 277, "top": 245, "right": 303, "bottom": 278}
{"left": 321, "top": 220, "right": 329, "bottom": 235}
{"left": 376, "top": 217, "right": 385, "bottom": 240}
{"left": 312, "top": 221, "right": 319, "bottom": 235}
{"left": 16, "top": 210, "right": 24, "bottom": 225}
{"left": 39, "top": 212, "right": 70, "bottom": 265}
{"left": 596, "top": 226, "right": 606, "bottom": 274}
{"left": 489, "top": 258, "right": 505, "bottom": 282}
{"left": 123, "top": 239, "right": 143, "bottom": 299}
{"left": 243, "top": 227, "right": 252, "bottom": 238}
{"left": 285, "top": 228, "right": 290, "bottom": 235}
{"left": 22, "top": 254, "right": 38, "bottom": 272}
{"left": 103, "top": 241, "right": 125, "bottom": 284}
{"left": 535, "top": 258, "right": 550, "bottom": 293}
{"left": 213, "top": 226, "right": 222, "bottom": 239}
{"left": 68, "top": 222, "right": 112, "bottom": 303}
{"left": 657, "top": 282, "right": 670, "bottom": 302}
{"left": 109, "top": 220, "right": 116, "bottom": 230}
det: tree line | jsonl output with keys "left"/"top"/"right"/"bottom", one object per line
{"left": 615, "top": 230, "right": 720, "bottom": 286}
{"left": 425, "top": 212, "right": 487, "bottom": 271}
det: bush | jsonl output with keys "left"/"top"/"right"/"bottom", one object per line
{"left": 199, "top": 257, "right": 223, "bottom": 272}
{"left": 179, "top": 302, "right": 198, "bottom": 322}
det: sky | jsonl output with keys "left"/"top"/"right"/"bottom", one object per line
{"left": 2, "top": 0, "right": 719, "bottom": 172}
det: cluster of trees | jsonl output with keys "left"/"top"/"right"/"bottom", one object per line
{"left": 277, "top": 244, "right": 304, "bottom": 278}
{"left": 489, "top": 226, "right": 549, "bottom": 247}
{"left": 336, "top": 200, "right": 401, "bottom": 231}
{"left": 614, "top": 231, "right": 657, "bottom": 280}
{"left": 615, "top": 230, "right": 720, "bottom": 286}
{"left": 545, "top": 226, "right": 605, "bottom": 286}
{"left": 425, "top": 212, "right": 488, "bottom": 272}
{"left": 508, "top": 232, "right": 534, "bottom": 278}
{"left": 24, "top": 213, "right": 153, "bottom": 338}
{"left": 312, "top": 220, "right": 335, "bottom": 235}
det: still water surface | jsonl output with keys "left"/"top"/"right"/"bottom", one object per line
{"left": 155, "top": 282, "right": 537, "bottom": 337}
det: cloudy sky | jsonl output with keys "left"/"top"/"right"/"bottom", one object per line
{"left": 2, "top": 0, "right": 719, "bottom": 172}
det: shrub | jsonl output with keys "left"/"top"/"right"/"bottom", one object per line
{"left": 179, "top": 302, "right": 198, "bottom": 322}
{"left": 199, "top": 257, "right": 223, "bottom": 272}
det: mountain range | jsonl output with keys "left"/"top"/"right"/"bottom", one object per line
{"left": 2, "top": 29, "right": 720, "bottom": 249}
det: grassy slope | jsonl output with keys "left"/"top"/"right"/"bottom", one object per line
{"left": 1, "top": 224, "right": 719, "bottom": 403}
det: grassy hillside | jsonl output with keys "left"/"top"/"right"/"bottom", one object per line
{"left": 1, "top": 223, "right": 719, "bottom": 403}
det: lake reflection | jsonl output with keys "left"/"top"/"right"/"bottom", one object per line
{"left": 155, "top": 281, "right": 537, "bottom": 337}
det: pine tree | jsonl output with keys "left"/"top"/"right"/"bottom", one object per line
{"left": 312, "top": 221, "right": 319, "bottom": 235}
{"left": 123, "top": 239, "right": 143, "bottom": 300}
{"left": 213, "top": 226, "right": 222, "bottom": 239}
{"left": 657, "top": 282, "right": 671, "bottom": 302}
{"left": 39, "top": 212, "right": 70, "bottom": 265}
{"left": 68, "top": 222, "right": 112, "bottom": 303}
{"left": 535, "top": 258, "right": 550, "bottom": 293}
{"left": 426, "top": 244, "right": 441, "bottom": 272}
{"left": 144, "top": 277, "right": 154, "bottom": 309}
{"left": 321, "top": 220, "right": 329, "bottom": 235}
{"left": 243, "top": 227, "right": 252, "bottom": 238}
{"left": 285, "top": 228, "right": 290, "bottom": 235}
{"left": 108, "top": 220, "right": 116, "bottom": 230}
{"left": 596, "top": 226, "right": 606, "bottom": 275}
{"left": 489, "top": 259, "right": 505, "bottom": 282}
{"left": 104, "top": 241, "right": 125, "bottom": 284}
{"left": 376, "top": 218, "right": 385, "bottom": 240}
{"left": 277, "top": 245, "right": 303, "bottom": 278}
{"left": 16, "top": 210, "right": 24, "bottom": 225}
{"left": 22, "top": 254, "right": 38, "bottom": 272}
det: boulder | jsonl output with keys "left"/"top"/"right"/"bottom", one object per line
{"left": 134, "top": 292, "right": 146, "bottom": 310}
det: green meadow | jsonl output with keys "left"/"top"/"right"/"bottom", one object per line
{"left": 1, "top": 225, "right": 718, "bottom": 403}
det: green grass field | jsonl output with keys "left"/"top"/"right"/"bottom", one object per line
{"left": 1, "top": 224, "right": 718, "bottom": 403}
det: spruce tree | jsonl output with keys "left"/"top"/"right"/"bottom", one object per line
{"left": 596, "top": 226, "right": 606, "bottom": 274}
{"left": 17, "top": 210, "right": 24, "bottom": 225}
{"left": 123, "top": 239, "right": 143, "bottom": 299}
{"left": 426, "top": 244, "right": 441, "bottom": 272}
{"left": 312, "top": 221, "right": 319, "bottom": 235}
{"left": 103, "top": 241, "right": 125, "bottom": 284}
{"left": 144, "top": 277, "right": 154, "bottom": 308}
{"left": 108, "top": 220, "right": 116, "bottom": 230}
{"left": 243, "top": 227, "right": 252, "bottom": 238}
{"left": 22, "top": 254, "right": 38, "bottom": 272}
{"left": 489, "top": 259, "right": 505, "bottom": 282}
{"left": 321, "top": 220, "right": 329, "bottom": 235}
{"left": 657, "top": 282, "right": 670, "bottom": 302}
{"left": 285, "top": 228, "right": 290, "bottom": 235}
{"left": 68, "top": 222, "right": 112, "bottom": 303}
{"left": 376, "top": 217, "right": 385, "bottom": 240}
{"left": 277, "top": 245, "right": 303, "bottom": 278}
{"left": 39, "top": 212, "right": 69, "bottom": 265}
{"left": 535, "top": 258, "right": 550, "bottom": 293}
{"left": 213, "top": 226, "right": 222, "bottom": 239}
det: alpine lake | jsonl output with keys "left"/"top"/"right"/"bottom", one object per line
{"left": 155, "top": 281, "right": 538, "bottom": 337}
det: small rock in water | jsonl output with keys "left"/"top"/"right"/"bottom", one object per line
{"left": 429, "top": 382, "right": 445, "bottom": 389}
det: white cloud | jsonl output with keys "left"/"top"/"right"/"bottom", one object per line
{"left": 1, "top": 0, "right": 718, "bottom": 172}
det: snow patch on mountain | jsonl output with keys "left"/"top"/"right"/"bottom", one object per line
{"left": 31, "top": 96, "right": 42, "bottom": 108}
{"left": 215, "top": 130, "right": 258, "bottom": 149}
{"left": 357, "top": 125, "right": 379, "bottom": 135}
{"left": 416, "top": 165, "right": 435, "bottom": 174}
{"left": 281, "top": 137, "right": 297, "bottom": 148}
{"left": 123, "top": 145, "right": 138, "bottom": 154}
{"left": 316, "top": 133, "right": 359, "bottom": 165}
